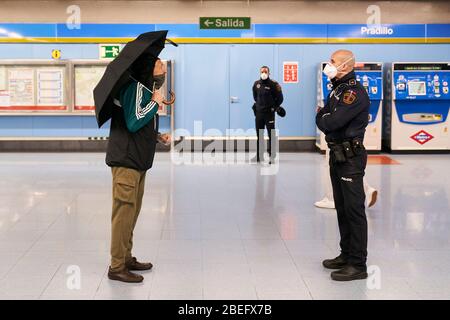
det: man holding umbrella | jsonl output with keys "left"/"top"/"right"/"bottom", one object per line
{"left": 94, "top": 31, "right": 176, "bottom": 283}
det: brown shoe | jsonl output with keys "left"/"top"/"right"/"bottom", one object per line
{"left": 108, "top": 267, "right": 144, "bottom": 283}
{"left": 125, "top": 257, "right": 153, "bottom": 271}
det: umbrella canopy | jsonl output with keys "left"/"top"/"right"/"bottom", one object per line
{"left": 94, "top": 30, "right": 176, "bottom": 127}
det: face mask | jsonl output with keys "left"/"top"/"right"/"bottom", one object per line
{"left": 153, "top": 74, "right": 166, "bottom": 89}
{"left": 322, "top": 64, "right": 338, "bottom": 79}
{"left": 260, "top": 72, "right": 269, "bottom": 80}
{"left": 322, "top": 56, "right": 354, "bottom": 79}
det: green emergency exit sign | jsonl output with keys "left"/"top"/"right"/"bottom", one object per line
{"left": 199, "top": 17, "right": 251, "bottom": 30}
{"left": 99, "top": 44, "right": 121, "bottom": 59}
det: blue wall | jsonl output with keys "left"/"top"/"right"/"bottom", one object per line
{"left": 0, "top": 43, "right": 449, "bottom": 138}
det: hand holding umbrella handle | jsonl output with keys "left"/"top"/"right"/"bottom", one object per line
{"left": 162, "top": 91, "right": 176, "bottom": 106}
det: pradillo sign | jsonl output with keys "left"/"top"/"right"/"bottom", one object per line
{"left": 360, "top": 26, "right": 394, "bottom": 35}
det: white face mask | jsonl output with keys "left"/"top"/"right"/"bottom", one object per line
{"left": 323, "top": 56, "right": 354, "bottom": 79}
{"left": 260, "top": 72, "right": 269, "bottom": 80}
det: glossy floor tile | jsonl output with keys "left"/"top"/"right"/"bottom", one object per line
{"left": 0, "top": 152, "right": 449, "bottom": 300}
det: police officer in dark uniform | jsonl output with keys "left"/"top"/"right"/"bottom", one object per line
{"left": 316, "top": 50, "right": 370, "bottom": 281}
{"left": 252, "top": 66, "right": 283, "bottom": 163}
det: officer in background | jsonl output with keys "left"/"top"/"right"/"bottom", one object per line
{"left": 316, "top": 49, "right": 370, "bottom": 281}
{"left": 252, "top": 66, "right": 283, "bottom": 163}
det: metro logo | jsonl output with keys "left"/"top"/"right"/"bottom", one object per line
{"left": 410, "top": 130, "right": 434, "bottom": 145}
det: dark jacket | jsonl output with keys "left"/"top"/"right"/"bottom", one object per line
{"left": 106, "top": 105, "right": 159, "bottom": 172}
{"left": 252, "top": 78, "right": 284, "bottom": 112}
{"left": 316, "top": 71, "right": 370, "bottom": 143}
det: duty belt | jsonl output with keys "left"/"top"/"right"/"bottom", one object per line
{"left": 328, "top": 139, "right": 365, "bottom": 163}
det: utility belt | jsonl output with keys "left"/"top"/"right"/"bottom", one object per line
{"left": 255, "top": 104, "right": 276, "bottom": 113}
{"left": 328, "top": 139, "right": 365, "bottom": 163}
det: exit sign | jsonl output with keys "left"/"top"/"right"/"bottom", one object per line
{"left": 99, "top": 44, "right": 122, "bottom": 59}
{"left": 200, "top": 17, "right": 251, "bottom": 30}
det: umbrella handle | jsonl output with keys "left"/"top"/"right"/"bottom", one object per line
{"left": 162, "top": 91, "right": 175, "bottom": 106}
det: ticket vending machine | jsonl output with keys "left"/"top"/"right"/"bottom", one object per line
{"left": 316, "top": 62, "right": 383, "bottom": 151}
{"left": 384, "top": 62, "right": 450, "bottom": 151}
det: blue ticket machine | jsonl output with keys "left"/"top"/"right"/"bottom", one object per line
{"left": 384, "top": 62, "right": 450, "bottom": 151}
{"left": 316, "top": 62, "right": 383, "bottom": 151}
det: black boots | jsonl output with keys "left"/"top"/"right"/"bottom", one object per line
{"left": 323, "top": 255, "right": 368, "bottom": 281}
{"left": 331, "top": 265, "right": 368, "bottom": 281}
{"left": 322, "top": 255, "right": 348, "bottom": 269}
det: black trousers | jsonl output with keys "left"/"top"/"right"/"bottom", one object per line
{"left": 329, "top": 150, "right": 368, "bottom": 269}
{"left": 255, "top": 111, "right": 275, "bottom": 161}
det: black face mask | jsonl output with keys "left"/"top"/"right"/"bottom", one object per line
{"left": 153, "top": 74, "right": 166, "bottom": 90}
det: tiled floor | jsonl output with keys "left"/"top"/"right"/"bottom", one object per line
{"left": 0, "top": 152, "right": 449, "bottom": 300}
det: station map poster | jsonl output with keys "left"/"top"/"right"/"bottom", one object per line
{"left": 74, "top": 65, "right": 106, "bottom": 111}
{"left": 8, "top": 68, "right": 34, "bottom": 106}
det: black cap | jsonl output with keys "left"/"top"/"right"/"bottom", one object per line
{"left": 276, "top": 106, "right": 286, "bottom": 117}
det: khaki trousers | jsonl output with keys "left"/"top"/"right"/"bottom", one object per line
{"left": 110, "top": 166, "right": 146, "bottom": 271}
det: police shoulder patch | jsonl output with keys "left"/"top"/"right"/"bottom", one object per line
{"left": 275, "top": 83, "right": 282, "bottom": 92}
{"left": 342, "top": 90, "right": 357, "bottom": 105}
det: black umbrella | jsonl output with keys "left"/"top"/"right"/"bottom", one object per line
{"left": 94, "top": 30, "right": 177, "bottom": 127}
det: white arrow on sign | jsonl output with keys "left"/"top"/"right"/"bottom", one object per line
{"left": 204, "top": 19, "right": 213, "bottom": 27}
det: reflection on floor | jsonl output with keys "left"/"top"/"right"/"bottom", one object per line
{"left": 367, "top": 155, "right": 401, "bottom": 165}
{"left": 0, "top": 152, "right": 449, "bottom": 300}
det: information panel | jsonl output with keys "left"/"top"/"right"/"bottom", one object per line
{"left": 37, "top": 69, "right": 64, "bottom": 106}
{"left": 0, "top": 62, "right": 68, "bottom": 112}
